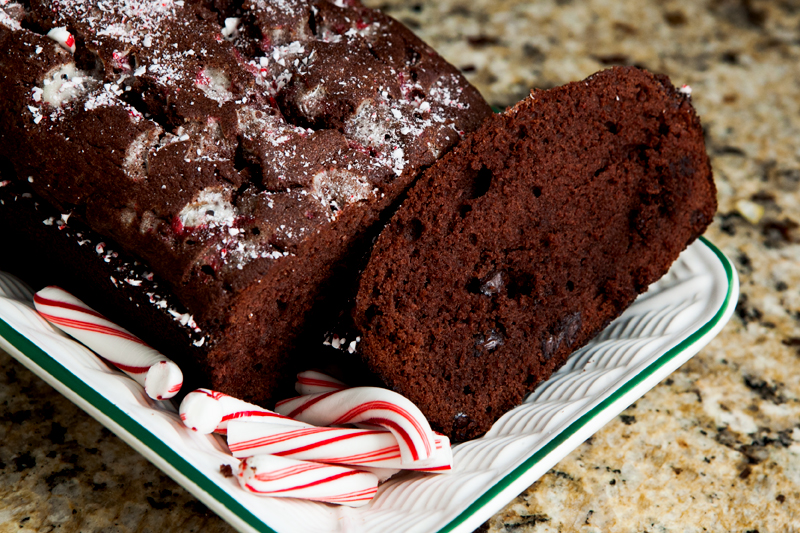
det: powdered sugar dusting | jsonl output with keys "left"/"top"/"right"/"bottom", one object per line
{"left": 249, "top": 0, "right": 307, "bottom": 21}
{"left": 6, "top": 0, "right": 486, "bottom": 279}
{"left": 312, "top": 169, "right": 375, "bottom": 219}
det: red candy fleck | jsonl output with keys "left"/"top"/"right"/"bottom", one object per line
{"left": 112, "top": 51, "right": 131, "bottom": 71}
{"left": 170, "top": 216, "right": 186, "bottom": 235}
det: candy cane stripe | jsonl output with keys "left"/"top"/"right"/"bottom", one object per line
{"left": 108, "top": 361, "right": 150, "bottom": 374}
{"left": 179, "top": 389, "right": 309, "bottom": 435}
{"left": 266, "top": 469, "right": 364, "bottom": 494}
{"left": 220, "top": 411, "right": 290, "bottom": 423}
{"left": 238, "top": 429, "right": 393, "bottom": 457}
{"left": 238, "top": 455, "right": 379, "bottom": 507}
{"left": 38, "top": 314, "right": 146, "bottom": 345}
{"left": 294, "top": 371, "right": 348, "bottom": 395}
{"left": 279, "top": 390, "right": 336, "bottom": 418}
{"left": 297, "top": 377, "right": 347, "bottom": 389}
{"left": 33, "top": 293, "right": 107, "bottom": 321}
{"left": 275, "top": 388, "right": 437, "bottom": 465}
{"left": 305, "top": 448, "right": 400, "bottom": 464}
{"left": 226, "top": 422, "right": 415, "bottom": 467}
{"left": 354, "top": 416, "right": 419, "bottom": 460}
{"left": 334, "top": 401, "right": 429, "bottom": 444}
{"left": 229, "top": 426, "right": 332, "bottom": 451}
{"left": 34, "top": 287, "right": 182, "bottom": 400}
{"left": 253, "top": 462, "right": 325, "bottom": 482}
{"left": 277, "top": 432, "right": 392, "bottom": 457}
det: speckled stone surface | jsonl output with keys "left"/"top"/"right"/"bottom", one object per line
{"left": 2, "top": 0, "right": 800, "bottom": 531}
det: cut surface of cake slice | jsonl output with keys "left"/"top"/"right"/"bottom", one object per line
{"left": 353, "top": 66, "right": 717, "bottom": 441}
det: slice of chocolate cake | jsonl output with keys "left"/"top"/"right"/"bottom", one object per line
{"left": 0, "top": 0, "right": 491, "bottom": 405}
{"left": 353, "top": 67, "right": 717, "bottom": 441}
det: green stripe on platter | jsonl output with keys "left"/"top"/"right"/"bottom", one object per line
{"left": 0, "top": 316, "right": 276, "bottom": 533}
{"left": 438, "top": 236, "right": 735, "bottom": 533}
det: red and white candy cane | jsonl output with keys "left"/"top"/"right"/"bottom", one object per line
{"left": 33, "top": 286, "right": 182, "bottom": 400}
{"left": 295, "top": 370, "right": 347, "bottom": 395}
{"left": 227, "top": 421, "right": 453, "bottom": 471}
{"left": 179, "top": 389, "right": 307, "bottom": 435}
{"left": 237, "top": 454, "right": 379, "bottom": 507}
{"left": 407, "top": 434, "right": 452, "bottom": 472}
{"left": 275, "top": 387, "right": 437, "bottom": 465}
{"left": 294, "top": 372, "right": 381, "bottom": 431}
{"left": 353, "top": 465, "right": 400, "bottom": 483}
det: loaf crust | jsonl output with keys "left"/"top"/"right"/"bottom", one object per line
{"left": 0, "top": 0, "right": 491, "bottom": 405}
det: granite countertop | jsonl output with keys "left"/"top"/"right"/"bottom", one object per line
{"left": 2, "top": 0, "right": 799, "bottom": 531}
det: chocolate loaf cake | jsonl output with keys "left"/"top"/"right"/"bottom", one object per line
{"left": 353, "top": 67, "right": 717, "bottom": 441}
{"left": 0, "top": 0, "right": 491, "bottom": 404}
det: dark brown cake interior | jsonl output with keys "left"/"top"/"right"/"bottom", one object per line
{"left": 353, "top": 67, "right": 717, "bottom": 441}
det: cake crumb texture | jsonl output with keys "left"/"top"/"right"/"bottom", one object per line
{"left": 354, "top": 67, "right": 716, "bottom": 440}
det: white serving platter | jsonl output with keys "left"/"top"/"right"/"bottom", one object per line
{"left": 0, "top": 236, "right": 737, "bottom": 533}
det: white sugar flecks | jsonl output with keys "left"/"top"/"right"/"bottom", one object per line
{"left": 312, "top": 169, "right": 375, "bottom": 220}
{"left": 27, "top": 105, "right": 43, "bottom": 125}
{"left": 390, "top": 147, "right": 405, "bottom": 176}
{"left": 83, "top": 85, "right": 126, "bottom": 113}
{"left": 250, "top": 0, "right": 307, "bottom": 21}
{"left": 168, "top": 308, "right": 198, "bottom": 329}
{"left": 428, "top": 75, "right": 470, "bottom": 110}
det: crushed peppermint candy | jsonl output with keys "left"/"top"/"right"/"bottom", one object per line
{"left": 46, "top": 27, "right": 76, "bottom": 53}
{"left": 221, "top": 17, "right": 240, "bottom": 41}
